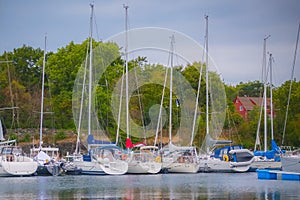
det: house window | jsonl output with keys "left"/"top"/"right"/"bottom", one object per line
{"left": 240, "top": 106, "right": 243, "bottom": 111}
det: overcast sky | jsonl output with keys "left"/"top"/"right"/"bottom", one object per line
{"left": 1, "top": 0, "right": 299, "bottom": 86}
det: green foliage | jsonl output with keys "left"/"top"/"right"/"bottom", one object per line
{"left": 225, "top": 84, "right": 238, "bottom": 102}
{"left": 54, "top": 131, "right": 67, "bottom": 142}
{"left": 274, "top": 81, "right": 300, "bottom": 146}
{"left": 10, "top": 45, "right": 43, "bottom": 91}
{"left": 34, "top": 133, "right": 39, "bottom": 140}
{"left": 237, "top": 122, "right": 254, "bottom": 149}
{"left": 8, "top": 133, "right": 18, "bottom": 140}
{"left": 20, "top": 133, "right": 31, "bottom": 143}
{"left": 236, "top": 80, "right": 263, "bottom": 97}
{"left": 223, "top": 107, "right": 243, "bottom": 129}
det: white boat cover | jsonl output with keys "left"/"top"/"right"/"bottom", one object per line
{"left": 35, "top": 151, "right": 51, "bottom": 165}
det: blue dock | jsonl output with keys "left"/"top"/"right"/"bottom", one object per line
{"left": 257, "top": 169, "right": 300, "bottom": 181}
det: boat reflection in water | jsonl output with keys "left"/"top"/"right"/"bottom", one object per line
{"left": 0, "top": 173, "right": 299, "bottom": 199}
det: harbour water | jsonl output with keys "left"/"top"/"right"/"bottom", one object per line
{"left": 1, "top": 172, "right": 299, "bottom": 199}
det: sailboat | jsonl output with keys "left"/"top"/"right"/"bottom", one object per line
{"left": 160, "top": 35, "right": 200, "bottom": 173}
{"left": 122, "top": 5, "right": 162, "bottom": 174}
{"left": 0, "top": 119, "right": 38, "bottom": 176}
{"left": 198, "top": 16, "right": 254, "bottom": 173}
{"left": 71, "top": 3, "right": 128, "bottom": 175}
{"left": 250, "top": 36, "right": 282, "bottom": 171}
{"left": 31, "top": 36, "right": 64, "bottom": 176}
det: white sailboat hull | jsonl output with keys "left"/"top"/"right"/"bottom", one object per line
{"left": 127, "top": 160, "right": 162, "bottom": 174}
{"left": 125, "top": 146, "right": 162, "bottom": 174}
{"left": 198, "top": 148, "right": 254, "bottom": 173}
{"left": 92, "top": 146, "right": 129, "bottom": 175}
{"left": 99, "top": 159, "right": 128, "bottom": 175}
{"left": 73, "top": 160, "right": 106, "bottom": 175}
{"left": 0, "top": 156, "right": 38, "bottom": 176}
{"left": 168, "top": 163, "right": 199, "bottom": 173}
{"left": 163, "top": 156, "right": 199, "bottom": 173}
{"left": 162, "top": 144, "right": 199, "bottom": 173}
{"left": 199, "top": 157, "right": 252, "bottom": 173}
{"left": 164, "top": 160, "right": 199, "bottom": 173}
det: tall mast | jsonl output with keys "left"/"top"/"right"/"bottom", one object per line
{"left": 39, "top": 35, "right": 47, "bottom": 150}
{"left": 254, "top": 35, "right": 270, "bottom": 151}
{"left": 115, "top": 4, "right": 127, "bottom": 143}
{"left": 205, "top": 15, "right": 209, "bottom": 140}
{"left": 116, "top": 69, "right": 124, "bottom": 144}
{"left": 269, "top": 53, "right": 274, "bottom": 140}
{"left": 124, "top": 4, "right": 130, "bottom": 140}
{"left": 75, "top": 39, "right": 89, "bottom": 154}
{"left": 88, "top": 3, "right": 94, "bottom": 139}
{"left": 169, "top": 35, "right": 175, "bottom": 144}
{"left": 262, "top": 35, "right": 270, "bottom": 152}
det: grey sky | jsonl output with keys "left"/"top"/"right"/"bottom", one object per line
{"left": 1, "top": 0, "right": 299, "bottom": 86}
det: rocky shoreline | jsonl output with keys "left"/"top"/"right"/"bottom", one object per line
{"left": 7, "top": 128, "right": 87, "bottom": 157}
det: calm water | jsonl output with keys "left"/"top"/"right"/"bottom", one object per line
{"left": 0, "top": 172, "right": 299, "bottom": 199}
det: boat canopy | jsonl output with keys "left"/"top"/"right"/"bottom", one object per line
{"left": 35, "top": 150, "right": 51, "bottom": 164}
{"left": 213, "top": 145, "right": 243, "bottom": 158}
{"left": 87, "top": 134, "right": 115, "bottom": 145}
{"left": 96, "top": 145, "right": 121, "bottom": 151}
{"left": 254, "top": 140, "right": 282, "bottom": 161}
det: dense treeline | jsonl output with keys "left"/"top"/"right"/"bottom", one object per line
{"left": 0, "top": 40, "right": 299, "bottom": 149}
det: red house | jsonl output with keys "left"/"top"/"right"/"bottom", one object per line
{"left": 233, "top": 96, "right": 273, "bottom": 120}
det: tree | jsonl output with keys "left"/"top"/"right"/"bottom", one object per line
{"left": 274, "top": 80, "right": 300, "bottom": 146}
{"left": 11, "top": 45, "right": 44, "bottom": 92}
{"left": 236, "top": 81, "right": 263, "bottom": 97}
{"left": 0, "top": 50, "right": 37, "bottom": 128}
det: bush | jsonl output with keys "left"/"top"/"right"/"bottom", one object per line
{"left": 20, "top": 133, "right": 31, "bottom": 143}
{"left": 54, "top": 131, "right": 67, "bottom": 142}
{"left": 8, "top": 133, "right": 18, "bottom": 141}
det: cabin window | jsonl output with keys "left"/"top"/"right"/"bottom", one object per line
{"left": 240, "top": 106, "right": 243, "bottom": 111}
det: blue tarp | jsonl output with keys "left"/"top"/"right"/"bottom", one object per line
{"left": 87, "top": 134, "right": 116, "bottom": 145}
{"left": 271, "top": 140, "right": 282, "bottom": 154}
{"left": 253, "top": 140, "right": 282, "bottom": 161}
{"left": 96, "top": 145, "right": 121, "bottom": 151}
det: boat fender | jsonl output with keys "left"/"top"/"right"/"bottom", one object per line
{"left": 223, "top": 155, "right": 229, "bottom": 162}
{"left": 155, "top": 156, "right": 162, "bottom": 163}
